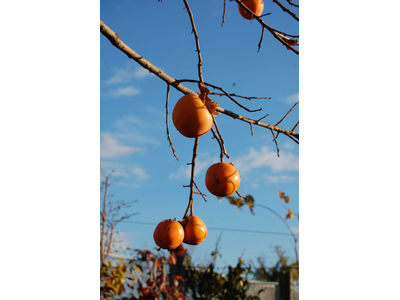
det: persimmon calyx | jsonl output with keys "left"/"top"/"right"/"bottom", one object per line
{"left": 198, "top": 83, "right": 219, "bottom": 116}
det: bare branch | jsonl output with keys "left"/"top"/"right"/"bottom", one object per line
{"left": 212, "top": 117, "right": 229, "bottom": 162}
{"left": 209, "top": 92, "right": 271, "bottom": 100}
{"left": 100, "top": 21, "right": 298, "bottom": 141}
{"left": 272, "top": 0, "right": 299, "bottom": 21}
{"left": 258, "top": 26, "right": 265, "bottom": 52}
{"left": 275, "top": 102, "right": 299, "bottom": 127}
{"left": 176, "top": 79, "right": 263, "bottom": 112}
{"left": 286, "top": 0, "right": 299, "bottom": 8}
{"left": 165, "top": 84, "right": 179, "bottom": 161}
{"left": 183, "top": 137, "right": 199, "bottom": 219}
{"left": 234, "top": 0, "right": 299, "bottom": 54}
{"left": 183, "top": 0, "right": 204, "bottom": 83}
{"left": 222, "top": 0, "right": 227, "bottom": 26}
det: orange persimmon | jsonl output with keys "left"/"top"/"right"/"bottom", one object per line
{"left": 172, "top": 94, "right": 213, "bottom": 138}
{"left": 205, "top": 162, "right": 241, "bottom": 197}
{"left": 153, "top": 219, "right": 185, "bottom": 250}
{"left": 238, "top": 0, "right": 264, "bottom": 20}
{"left": 182, "top": 216, "right": 207, "bottom": 245}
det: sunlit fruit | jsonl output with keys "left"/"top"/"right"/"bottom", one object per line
{"left": 182, "top": 216, "right": 207, "bottom": 245}
{"left": 205, "top": 162, "right": 241, "bottom": 197}
{"left": 238, "top": 0, "right": 264, "bottom": 20}
{"left": 153, "top": 219, "right": 185, "bottom": 250}
{"left": 172, "top": 94, "right": 213, "bottom": 138}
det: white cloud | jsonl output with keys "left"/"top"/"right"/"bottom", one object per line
{"left": 105, "top": 65, "right": 152, "bottom": 85}
{"left": 133, "top": 67, "right": 152, "bottom": 78}
{"left": 264, "top": 174, "right": 297, "bottom": 184}
{"left": 234, "top": 146, "right": 299, "bottom": 174}
{"left": 130, "top": 166, "right": 150, "bottom": 181}
{"left": 109, "top": 86, "right": 140, "bottom": 98}
{"left": 285, "top": 93, "right": 299, "bottom": 104}
{"left": 100, "top": 133, "right": 142, "bottom": 159}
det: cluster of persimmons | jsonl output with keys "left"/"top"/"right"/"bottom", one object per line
{"left": 153, "top": 0, "right": 264, "bottom": 253}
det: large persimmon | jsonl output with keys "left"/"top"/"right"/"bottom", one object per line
{"left": 181, "top": 216, "right": 207, "bottom": 245}
{"left": 172, "top": 94, "right": 213, "bottom": 138}
{"left": 238, "top": 0, "right": 264, "bottom": 20}
{"left": 205, "top": 162, "right": 241, "bottom": 197}
{"left": 153, "top": 219, "right": 185, "bottom": 250}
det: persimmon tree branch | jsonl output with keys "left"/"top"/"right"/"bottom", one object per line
{"left": 165, "top": 84, "right": 179, "bottom": 161}
{"left": 176, "top": 79, "right": 263, "bottom": 113}
{"left": 272, "top": 0, "right": 299, "bottom": 21}
{"left": 100, "top": 20, "right": 299, "bottom": 141}
{"left": 234, "top": 0, "right": 299, "bottom": 54}
{"left": 182, "top": 0, "right": 204, "bottom": 219}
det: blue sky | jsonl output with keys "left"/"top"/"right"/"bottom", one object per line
{"left": 101, "top": 0, "right": 299, "bottom": 269}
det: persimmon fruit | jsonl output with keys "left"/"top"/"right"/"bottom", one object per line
{"left": 153, "top": 219, "right": 185, "bottom": 250}
{"left": 182, "top": 216, "right": 207, "bottom": 245}
{"left": 172, "top": 94, "right": 213, "bottom": 138}
{"left": 238, "top": 0, "right": 264, "bottom": 20}
{"left": 205, "top": 162, "right": 241, "bottom": 197}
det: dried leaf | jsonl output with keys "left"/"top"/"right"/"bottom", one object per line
{"left": 198, "top": 83, "right": 219, "bottom": 116}
{"left": 286, "top": 208, "right": 294, "bottom": 220}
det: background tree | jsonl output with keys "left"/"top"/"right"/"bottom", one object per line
{"left": 100, "top": 167, "right": 138, "bottom": 265}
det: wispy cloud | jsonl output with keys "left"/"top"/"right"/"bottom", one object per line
{"left": 100, "top": 161, "right": 150, "bottom": 184}
{"left": 100, "top": 133, "right": 142, "bottom": 159}
{"left": 264, "top": 174, "right": 298, "bottom": 184}
{"left": 285, "top": 93, "right": 299, "bottom": 104}
{"left": 105, "top": 65, "right": 153, "bottom": 85}
{"left": 130, "top": 166, "right": 150, "bottom": 181}
{"left": 109, "top": 86, "right": 140, "bottom": 98}
{"left": 234, "top": 146, "right": 299, "bottom": 174}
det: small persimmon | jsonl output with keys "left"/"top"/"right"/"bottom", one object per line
{"left": 153, "top": 219, "right": 185, "bottom": 250}
{"left": 172, "top": 94, "right": 213, "bottom": 138}
{"left": 238, "top": 0, "right": 264, "bottom": 20}
{"left": 205, "top": 162, "right": 241, "bottom": 197}
{"left": 181, "top": 216, "right": 207, "bottom": 245}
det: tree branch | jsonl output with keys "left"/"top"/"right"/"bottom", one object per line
{"left": 100, "top": 20, "right": 298, "bottom": 141}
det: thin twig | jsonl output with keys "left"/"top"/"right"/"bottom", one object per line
{"left": 194, "top": 181, "right": 207, "bottom": 202}
{"left": 255, "top": 203, "right": 299, "bottom": 269}
{"left": 222, "top": 0, "right": 227, "bottom": 26}
{"left": 183, "top": 137, "right": 199, "bottom": 219}
{"left": 177, "top": 79, "right": 263, "bottom": 112}
{"left": 209, "top": 92, "right": 271, "bottom": 100}
{"left": 212, "top": 117, "right": 229, "bottom": 161}
{"left": 183, "top": 0, "right": 204, "bottom": 83}
{"left": 272, "top": 0, "right": 299, "bottom": 21}
{"left": 286, "top": 0, "right": 299, "bottom": 8}
{"left": 275, "top": 102, "right": 299, "bottom": 127}
{"left": 270, "top": 129, "right": 280, "bottom": 157}
{"left": 258, "top": 26, "right": 265, "bottom": 52}
{"left": 165, "top": 84, "right": 179, "bottom": 161}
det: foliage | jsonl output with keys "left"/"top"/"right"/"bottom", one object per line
{"left": 252, "top": 246, "right": 299, "bottom": 285}
{"left": 185, "top": 249, "right": 263, "bottom": 299}
{"left": 100, "top": 248, "right": 185, "bottom": 300}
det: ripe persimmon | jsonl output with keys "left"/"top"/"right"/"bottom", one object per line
{"left": 172, "top": 94, "right": 213, "bottom": 138}
{"left": 181, "top": 216, "right": 207, "bottom": 245}
{"left": 205, "top": 162, "right": 241, "bottom": 197}
{"left": 153, "top": 219, "right": 185, "bottom": 250}
{"left": 238, "top": 0, "right": 264, "bottom": 20}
